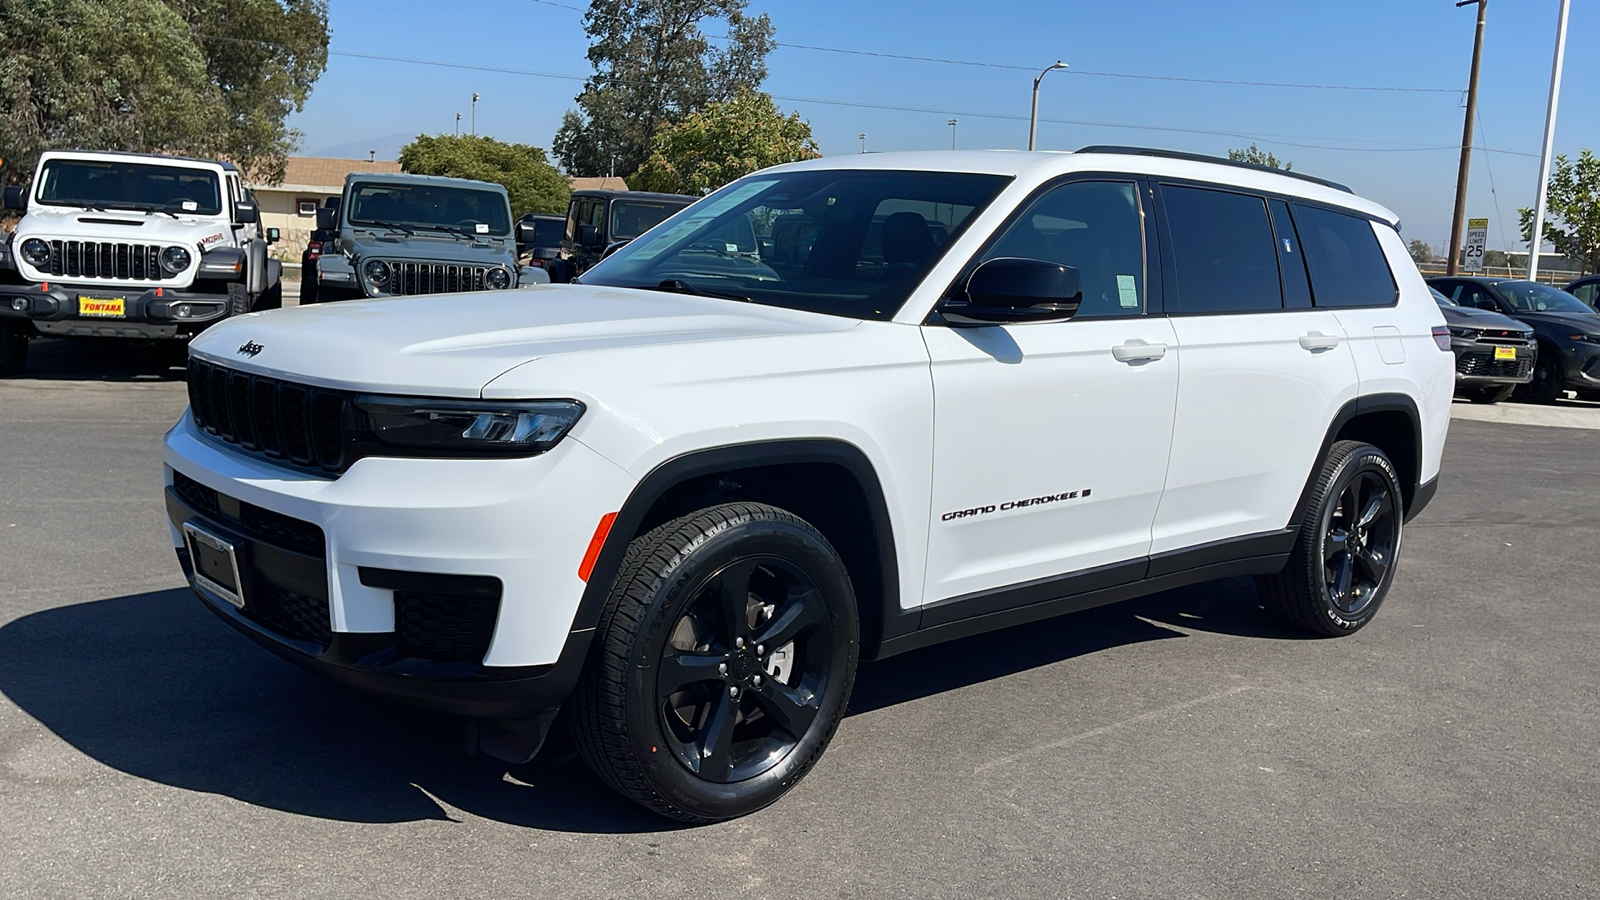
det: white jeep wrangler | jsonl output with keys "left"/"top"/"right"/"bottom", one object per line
{"left": 0, "top": 150, "right": 283, "bottom": 375}
{"left": 162, "top": 147, "right": 1453, "bottom": 822}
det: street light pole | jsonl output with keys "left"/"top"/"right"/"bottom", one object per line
{"left": 1028, "top": 61, "right": 1068, "bottom": 151}
{"left": 859, "top": 133, "right": 866, "bottom": 154}
{"left": 454, "top": 113, "right": 461, "bottom": 136}
{"left": 471, "top": 93, "right": 479, "bottom": 136}
{"left": 1526, "top": 0, "right": 1570, "bottom": 282}
{"left": 948, "top": 119, "right": 958, "bottom": 150}
{"left": 1446, "top": 0, "right": 1488, "bottom": 276}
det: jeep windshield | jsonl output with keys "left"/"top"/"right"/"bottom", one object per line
{"left": 346, "top": 182, "right": 511, "bottom": 236}
{"left": 580, "top": 170, "right": 1012, "bottom": 320}
{"left": 36, "top": 159, "right": 223, "bottom": 216}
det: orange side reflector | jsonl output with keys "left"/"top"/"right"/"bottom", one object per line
{"left": 578, "top": 512, "right": 618, "bottom": 583}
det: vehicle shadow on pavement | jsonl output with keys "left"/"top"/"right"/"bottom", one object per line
{"left": 0, "top": 578, "right": 1295, "bottom": 832}
{"left": 10, "top": 338, "right": 187, "bottom": 382}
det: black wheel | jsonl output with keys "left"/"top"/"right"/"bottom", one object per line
{"left": 225, "top": 283, "right": 250, "bottom": 316}
{"left": 1517, "top": 352, "right": 1563, "bottom": 404}
{"left": 254, "top": 282, "right": 283, "bottom": 311}
{"left": 1458, "top": 384, "right": 1515, "bottom": 404}
{"left": 572, "top": 502, "right": 859, "bottom": 823}
{"left": 0, "top": 321, "right": 28, "bottom": 376}
{"left": 1258, "top": 441, "right": 1403, "bottom": 637}
{"left": 300, "top": 274, "right": 319, "bottom": 305}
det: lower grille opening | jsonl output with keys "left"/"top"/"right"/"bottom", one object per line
{"left": 394, "top": 592, "right": 501, "bottom": 663}
{"left": 245, "top": 583, "right": 333, "bottom": 646}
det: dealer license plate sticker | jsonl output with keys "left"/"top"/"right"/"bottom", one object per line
{"left": 182, "top": 521, "right": 245, "bottom": 609}
{"left": 1494, "top": 346, "right": 1517, "bottom": 361}
{"left": 78, "top": 297, "right": 125, "bottom": 318}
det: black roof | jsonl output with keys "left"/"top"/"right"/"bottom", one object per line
{"left": 570, "top": 189, "right": 697, "bottom": 203}
{"left": 1075, "top": 145, "right": 1353, "bottom": 194}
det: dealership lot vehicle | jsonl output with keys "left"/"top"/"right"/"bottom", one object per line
{"left": 0, "top": 150, "right": 284, "bottom": 376}
{"left": 1428, "top": 276, "right": 1600, "bottom": 403}
{"left": 1430, "top": 286, "right": 1535, "bottom": 404}
{"left": 549, "top": 189, "right": 695, "bottom": 282}
{"left": 162, "top": 148, "right": 1451, "bottom": 822}
{"left": 311, "top": 173, "right": 549, "bottom": 301}
{"left": 517, "top": 212, "right": 567, "bottom": 272}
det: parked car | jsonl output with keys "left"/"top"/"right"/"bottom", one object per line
{"left": 298, "top": 197, "right": 340, "bottom": 305}
{"left": 0, "top": 149, "right": 283, "bottom": 375}
{"left": 312, "top": 173, "right": 549, "bottom": 302}
{"left": 164, "top": 147, "right": 1450, "bottom": 822}
{"left": 1427, "top": 276, "right": 1600, "bottom": 403}
{"left": 1565, "top": 274, "right": 1599, "bottom": 309}
{"left": 1429, "top": 286, "right": 1536, "bottom": 403}
{"left": 516, "top": 212, "right": 565, "bottom": 272}
{"left": 548, "top": 189, "right": 695, "bottom": 283}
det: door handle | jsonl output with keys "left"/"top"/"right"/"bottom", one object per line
{"left": 1299, "top": 332, "right": 1342, "bottom": 353}
{"left": 1112, "top": 340, "right": 1167, "bottom": 363}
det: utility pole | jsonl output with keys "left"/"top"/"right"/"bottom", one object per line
{"left": 1446, "top": 0, "right": 1487, "bottom": 276}
{"left": 455, "top": 113, "right": 461, "bottom": 136}
{"left": 471, "top": 93, "right": 479, "bottom": 136}
{"left": 1028, "top": 60, "right": 1068, "bottom": 151}
{"left": 1527, "top": 0, "right": 1570, "bottom": 281}
{"left": 948, "top": 119, "right": 958, "bottom": 150}
{"left": 858, "top": 133, "right": 866, "bottom": 154}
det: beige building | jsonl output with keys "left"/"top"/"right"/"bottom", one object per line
{"left": 248, "top": 157, "right": 403, "bottom": 263}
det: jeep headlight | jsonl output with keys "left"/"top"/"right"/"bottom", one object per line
{"left": 19, "top": 238, "right": 50, "bottom": 267}
{"left": 485, "top": 266, "right": 512, "bottom": 290}
{"left": 362, "top": 259, "right": 391, "bottom": 288}
{"left": 160, "top": 246, "right": 192, "bottom": 273}
{"left": 354, "top": 396, "right": 584, "bottom": 455}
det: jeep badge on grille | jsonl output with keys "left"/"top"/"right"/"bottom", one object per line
{"left": 237, "top": 341, "right": 264, "bottom": 357}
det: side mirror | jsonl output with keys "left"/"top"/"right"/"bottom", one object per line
{"left": 601, "top": 239, "right": 632, "bottom": 260}
{"left": 315, "top": 206, "right": 338, "bottom": 231}
{"left": 577, "top": 223, "right": 601, "bottom": 248}
{"left": 1474, "top": 296, "right": 1499, "bottom": 311}
{"left": 515, "top": 221, "right": 537, "bottom": 246}
{"left": 944, "top": 258, "right": 1083, "bottom": 324}
{"left": 2, "top": 185, "right": 24, "bottom": 212}
{"left": 265, "top": 227, "right": 280, "bottom": 244}
{"left": 235, "top": 201, "right": 260, "bottom": 224}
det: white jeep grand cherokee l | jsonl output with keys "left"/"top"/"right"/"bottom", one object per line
{"left": 163, "top": 147, "right": 1452, "bottom": 822}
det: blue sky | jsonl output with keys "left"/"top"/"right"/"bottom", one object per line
{"left": 293, "top": 0, "right": 1597, "bottom": 253}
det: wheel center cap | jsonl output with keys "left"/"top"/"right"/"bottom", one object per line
{"left": 730, "top": 653, "right": 756, "bottom": 680}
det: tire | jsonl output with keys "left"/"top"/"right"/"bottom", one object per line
{"left": 254, "top": 281, "right": 282, "bottom": 311}
{"left": 1257, "top": 441, "right": 1403, "bottom": 637}
{"left": 0, "top": 321, "right": 28, "bottom": 376}
{"left": 225, "top": 283, "right": 250, "bottom": 317}
{"left": 1458, "top": 384, "right": 1515, "bottom": 404}
{"left": 300, "top": 274, "right": 319, "bottom": 305}
{"left": 572, "top": 502, "right": 859, "bottom": 823}
{"left": 1517, "top": 352, "right": 1563, "bottom": 404}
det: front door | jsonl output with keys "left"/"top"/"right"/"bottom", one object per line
{"left": 922, "top": 180, "right": 1179, "bottom": 607}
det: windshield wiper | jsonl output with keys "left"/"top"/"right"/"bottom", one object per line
{"left": 362, "top": 220, "right": 415, "bottom": 235}
{"left": 651, "top": 279, "right": 752, "bottom": 303}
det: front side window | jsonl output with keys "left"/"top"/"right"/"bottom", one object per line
{"left": 1295, "top": 205, "right": 1397, "bottom": 308}
{"left": 346, "top": 182, "right": 510, "bottom": 235}
{"left": 1571, "top": 281, "right": 1598, "bottom": 307}
{"left": 36, "top": 159, "right": 223, "bottom": 216}
{"left": 581, "top": 170, "right": 1011, "bottom": 320}
{"left": 611, "top": 199, "right": 690, "bottom": 241}
{"left": 1162, "top": 185, "right": 1283, "bottom": 314}
{"left": 1495, "top": 281, "right": 1593, "bottom": 314}
{"left": 976, "top": 181, "right": 1146, "bottom": 317}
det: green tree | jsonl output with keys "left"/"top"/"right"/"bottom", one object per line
{"left": 552, "top": 0, "right": 775, "bottom": 178}
{"left": 398, "top": 134, "right": 571, "bottom": 217}
{"left": 0, "top": 0, "right": 327, "bottom": 184}
{"left": 1408, "top": 239, "right": 1434, "bottom": 265}
{"left": 630, "top": 90, "right": 818, "bottom": 195}
{"left": 1228, "top": 144, "right": 1292, "bottom": 171}
{"left": 1519, "top": 149, "right": 1600, "bottom": 275}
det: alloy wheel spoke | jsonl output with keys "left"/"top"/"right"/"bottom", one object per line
{"left": 1330, "top": 552, "right": 1354, "bottom": 607}
{"left": 753, "top": 678, "right": 819, "bottom": 739}
{"left": 1340, "top": 483, "right": 1360, "bottom": 527}
{"left": 752, "top": 587, "right": 825, "bottom": 650}
{"left": 658, "top": 650, "right": 729, "bottom": 699}
{"left": 1357, "top": 484, "right": 1392, "bottom": 530}
{"left": 1353, "top": 545, "right": 1389, "bottom": 586}
{"left": 714, "top": 559, "right": 761, "bottom": 642}
{"left": 695, "top": 692, "right": 739, "bottom": 782}
{"left": 1324, "top": 529, "right": 1350, "bottom": 565}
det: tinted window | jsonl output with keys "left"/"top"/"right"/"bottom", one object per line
{"left": 36, "top": 159, "right": 223, "bottom": 215}
{"left": 611, "top": 199, "right": 692, "bottom": 240}
{"left": 1495, "top": 281, "right": 1593, "bottom": 314}
{"left": 583, "top": 170, "right": 1010, "bottom": 321}
{"left": 1295, "top": 205, "right": 1397, "bottom": 308}
{"left": 347, "top": 182, "right": 510, "bottom": 235}
{"left": 979, "top": 181, "right": 1146, "bottom": 317}
{"left": 1162, "top": 186, "right": 1282, "bottom": 314}
{"left": 1571, "top": 281, "right": 1598, "bottom": 307}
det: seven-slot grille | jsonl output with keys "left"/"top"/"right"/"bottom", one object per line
{"left": 188, "top": 360, "right": 349, "bottom": 472}
{"left": 375, "top": 260, "right": 494, "bottom": 296}
{"left": 41, "top": 240, "right": 176, "bottom": 281}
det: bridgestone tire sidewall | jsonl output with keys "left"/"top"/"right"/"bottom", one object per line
{"left": 619, "top": 510, "right": 858, "bottom": 819}
{"left": 1307, "top": 445, "right": 1403, "bottom": 634}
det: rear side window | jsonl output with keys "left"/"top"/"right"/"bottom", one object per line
{"left": 1294, "top": 205, "right": 1397, "bottom": 308}
{"left": 1162, "top": 186, "right": 1282, "bottom": 314}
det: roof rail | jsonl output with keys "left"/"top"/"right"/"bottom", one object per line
{"left": 1074, "top": 145, "right": 1354, "bottom": 194}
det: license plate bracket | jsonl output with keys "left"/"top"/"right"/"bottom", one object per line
{"left": 78, "top": 296, "right": 126, "bottom": 318}
{"left": 183, "top": 521, "right": 245, "bottom": 608}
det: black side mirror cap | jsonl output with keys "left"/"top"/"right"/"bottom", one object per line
{"left": 265, "top": 227, "right": 280, "bottom": 244}
{"left": 235, "top": 201, "right": 260, "bottom": 224}
{"left": 515, "top": 221, "right": 537, "bottom": 246}
{"left": 943, "top": 257, "right": 1083, "bottom": 325}
{"left": 577, "top": 223, "right": 602, "bottom": 247}
{"left": 315, "top": 206, "right": 338, "bottom": 231}
{"left": 2, "top": 185, "right": 24, "bottom": 212}
{"left": 601, "top": 239, "right": 632, "bottom": 260}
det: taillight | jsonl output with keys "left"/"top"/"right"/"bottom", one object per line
{"left": 1432, "top": 326, "right": 1452, "bottom": 351}
{"left": 307, "top": 241, "right": 322, "bottom": 259}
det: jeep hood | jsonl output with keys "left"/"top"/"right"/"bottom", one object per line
{"left": 344, "top": 230, "right": 514, "bottom": 267}
{"left": 14, "top": 206, "right": 232, "bottom": 247}
{"left": 187, "top": 284, "right": 859, "bottom": 396}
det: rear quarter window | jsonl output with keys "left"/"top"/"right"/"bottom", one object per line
{"left": 1294, "top": 205, "right": 1398, "bottom": 308}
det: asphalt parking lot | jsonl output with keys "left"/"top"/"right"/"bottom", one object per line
{"left": 2, "top": 336, "right": 1598, "bottom": 899}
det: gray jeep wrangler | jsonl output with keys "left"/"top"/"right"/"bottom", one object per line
{"left": 310, "top": 173, "right": 549, "bottom": 302}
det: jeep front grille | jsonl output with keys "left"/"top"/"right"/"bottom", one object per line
{"left": 188, "top": 360, "right": 350, "bottom": 473}
{"left": 376, "top": 261, "right": 492, "bottom": 296}
{"left": 43, "top": 240, "right": 175, "bottom": 281}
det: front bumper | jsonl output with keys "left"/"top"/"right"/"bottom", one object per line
{"left": 163, "top": 412, "right": 635, "bottom": 718}
{"left": 1450, "top": 339, "right": 1535, "bottom": 387}
{"left": 0, "top": 281, "right": 232, "bottom": 339}
{"left": 1561, "top": 342, "right": 1600, "bottom": 388}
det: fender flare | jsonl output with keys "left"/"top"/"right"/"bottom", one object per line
{"left": 1287, "top": 392, "right": 1425, "bottom": 533}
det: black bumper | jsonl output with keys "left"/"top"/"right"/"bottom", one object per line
{"left": 165, "top": 483, "right": 589, "bottom": 720}
{"left": 0, "top": 282, "right": 233, "bottom": 339}
{"left": 1450, "top": 341, "right": 1535, "bottom": 387}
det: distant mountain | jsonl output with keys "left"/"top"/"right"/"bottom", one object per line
{"left": 306, "top": 132, "right": 417, "bottom": 163}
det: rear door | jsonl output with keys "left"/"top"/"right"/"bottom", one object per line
{"left": 1149, "top": 183, "right": 1359, "bottom": 557}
